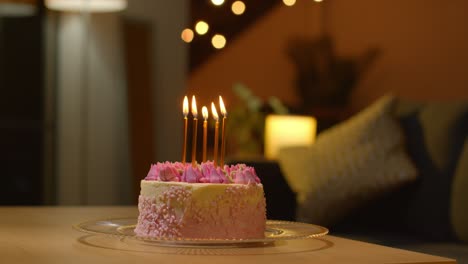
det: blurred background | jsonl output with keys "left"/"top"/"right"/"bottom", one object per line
{"left": 1, "top": 0, "right": 468, "bottom": 206}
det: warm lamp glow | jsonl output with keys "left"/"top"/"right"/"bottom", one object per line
{"left": 314, "top": 0, "right": 323, "bottom": 2}
{"left": 211, "top": 0, "right": 224, "bottom": 6}
{"left": 45, "top": 0, "right": 127, "bottom": 12}
{"left": 231, "top": 1, "right": 245, "bottom": 15}
{"left": 195, "top": 21, "right": 209, "bottom": 35}
{"left": 282, "top": 0, "right": 296, "bottom": 7}
{"left": 211, "top": 34, "right": 226, "bottom": 49}
{"left": 181, "top": 28, "right": 194, "bottom": 43}
{"left": 264, "top": 115, "right": 317, "bottom": 159}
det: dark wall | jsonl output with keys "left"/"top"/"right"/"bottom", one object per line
{"left": 0, "top": 14, "right": 44, "bottom": 205}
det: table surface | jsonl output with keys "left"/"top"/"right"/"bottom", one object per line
{"left": 0, "top": 207, "right": 456, "bottom": 264}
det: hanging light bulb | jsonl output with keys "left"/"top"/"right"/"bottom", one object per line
{"left": 211, "top": 0, "right": 224, "bottom": 6}
{"left": 231, "top": 1, "right": 245, "bottom": 15}
{"left": 195, "top": 20, "right": 209, "bottom": 35}
{"left": 282, "top": 0, "right": 296, "bottom": 7}
{"left": 211, "top": 34, "right": 226, "bottom": 49}
{"left": 181, "top": 28, "right": 194, "bottom": 43}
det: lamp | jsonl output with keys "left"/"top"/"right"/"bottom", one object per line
{"left": 46, "top": 0, "right": 126, "bottom": 204}
{"left": 264, "top": 115, "right": 317, "bottom": 159}
{"left": 45, "top": 0, "right": 126, "bottom": 12}
{"left": 0, "top": 0, "right": 36, "bottom": 16}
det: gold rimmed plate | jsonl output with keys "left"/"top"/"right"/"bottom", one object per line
{"left": 73, "top": 218, "right": 328, "bottom": 247}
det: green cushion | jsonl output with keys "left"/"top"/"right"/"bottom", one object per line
{"left": 452, "top": 135, "right": 468, "bottom": 242}
{"left": 398, "top": 101, "right": 468, "bottom": 240}
{"left": 418, "top": 102, "right": 468, "bottom": 171}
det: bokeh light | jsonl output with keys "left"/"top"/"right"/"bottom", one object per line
{"left": 211, "top": 0, "right": 225, "bottom": 6}
{"left": 195, "top": 21, "right": 209, "bottom": 35}
{"left": 181, "top": 28, "right": 194, "bottom": 43}
{"left": 211, "top": 34, "right": 226, "bottom": 49}
{"left": 283, "top": 0, "right": 296, "bottom": 6}
{"left": 231, "top": 1, "right": 245, "bottom": 15}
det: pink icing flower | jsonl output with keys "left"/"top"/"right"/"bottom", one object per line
{"left": 158, "top": 162, "right": 180, "bottom": 182}
{"left": 145, "top": 161, "right": 260, "bottom": 184}
{"left": 200, "top": 162, "right": 229, "bottom": 183}
{"left": 228, "top": 164, "right": 260, "bottom": 184}
{"left": 145, "top": 164, "right": 158, "bottom": 180}
{"left": 172, "top": 162, "right": 189, "bottom": 174}
{"left": 182, "top": 165, "right": 202, "bottom": 183}
{"left": 211, "top": 167, "right": 229, "bottom": 183}
{"left": 145, "top": 162, "right": 182, "bottom": 182}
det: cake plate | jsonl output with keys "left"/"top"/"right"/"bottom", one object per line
{"left": 74, "top": 218, "right": 328, "bottom": 248}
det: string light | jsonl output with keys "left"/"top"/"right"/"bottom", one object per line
{"left": 211, "top": 34, "right": 226, "bottom": 49}
{"left": 283, "top": 0, "right": 296, "bottom": 6}
{"left": 231, "top": 1, "right": 245, "bottom": 15}
{"left": 181, "top": 28, "right": 194, "bottom": 43}
{"left": 211, "top": 0, "right": 224, "bottom": 6}
{"left": 195, "top": 20, "right": 209, "bottom": 35}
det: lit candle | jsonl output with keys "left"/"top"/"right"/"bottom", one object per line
{"left": 211, "top": 102, "right": 219, "bottom": 166}
{"left": 219, "top": 96, "right": 227, "bottom": 167}
{"left": 202, "top": 106, "right": 209, "bottom": 162}
{"left": 182, "top": 96, "right": 189, "bottom": 164}
{"left": 191, "top": 96, "right": 198, "bottom": 166}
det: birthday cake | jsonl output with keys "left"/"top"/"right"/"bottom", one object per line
{"left": 134, "top": 161, "right": 266, "bottom": 239}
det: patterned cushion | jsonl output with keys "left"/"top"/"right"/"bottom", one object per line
{"left": 278, "top": 95, "right": 418, "bottom": 225}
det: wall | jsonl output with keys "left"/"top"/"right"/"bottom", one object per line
{"left": 188, "top": 0, "right": 468, "bottom": 111}
{"left": 328, "top": 0, "right": 468, "bottom": 110}
{"left": 55, "top": 13, "right": 131, "bottom": 205}
{"left": 125, "top": 0, "right": 188, "bottom": 162}
{"left": 125, "top": 0, "right": 189, "bottom": 196}
{"left": 188, "top": 1, "right": 322, "bottom": 107}
{"left": 0, "top": 14, "right": 44, "bottom": 205}
{"left": 54, "top": 0, "right": 188, "bottom": 205}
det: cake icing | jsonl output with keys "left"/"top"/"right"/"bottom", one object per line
{"left": 134, "top": 162, "right": 266, "bottom": 239}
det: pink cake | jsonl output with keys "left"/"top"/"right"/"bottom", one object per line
{"left": 134, "top": 161, "right": 266, "bottom": 239}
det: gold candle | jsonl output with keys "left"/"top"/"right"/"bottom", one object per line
{"left": 219, "top": 96, "right": 227, "bottom": 167}
{"left": 202, "top": 106, "right": 208, "bottom": 162}
{"left": 211, "top": 102, "right": 219, "bottom": 167}
{"left": 182, "top": 96, "right": 189, "bottom": 164}
{"left": 191, "top": 96, "right": 198, "bottom": 167}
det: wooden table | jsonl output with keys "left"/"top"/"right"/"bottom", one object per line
{"left": 0, "top": 207, "right": 456, "bottom": 264}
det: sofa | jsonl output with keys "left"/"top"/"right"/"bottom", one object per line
{"left": 236, "top": 96, "right": 468, "bottom": 262}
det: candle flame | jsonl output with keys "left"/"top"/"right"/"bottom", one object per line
{"left": 191, "top": 95, "right": 198, "bottom": 118}
{"left": 211, "top": 102, "right": 219, "bottom": 121}
{"left": 219, "top": 96, "right": 227, "bottom": 116}
{"left": 202, "top": 106, "right": 209, "bottom": 120}
{"left": 183, "top": 96, "right": 189, "bottom": 117}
